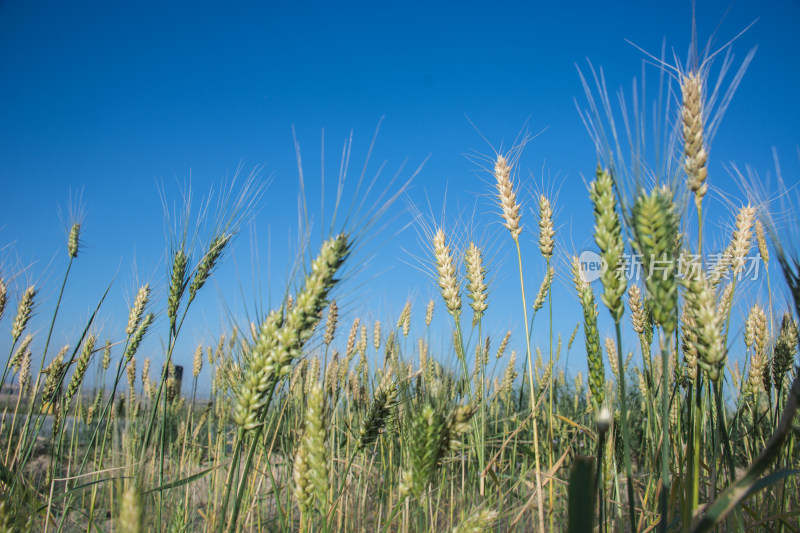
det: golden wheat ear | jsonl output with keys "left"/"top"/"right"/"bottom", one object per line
{"left": 464, "top": 243, "right": 488, "bottom": 326}
{"left": 433, "top": 228, "right": 462, "bottom": 317}
{"left": 681, "top": 72, "right": 709, "bottom": 207}
{"left": 494, "top": 154, "right": 521, "bottom": 239}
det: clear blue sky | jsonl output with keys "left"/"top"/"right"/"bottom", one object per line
{"left": 1, "top": 1, "right": 798, "bottom": 393}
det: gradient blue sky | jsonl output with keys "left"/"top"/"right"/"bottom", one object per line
{"left": 1, "top": 1, "right": 798, "bottom": 393}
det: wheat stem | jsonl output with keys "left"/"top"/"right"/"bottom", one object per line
{"left": 514, "top": 237, "right": 545, "bottom": 532}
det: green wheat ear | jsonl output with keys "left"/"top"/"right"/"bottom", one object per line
{"left": 682, "top": 261, "right": 725, "bottom": 382}
{"left": 357, "top": 367, "right": 397, "bottom": 450}
{"left": 631, "top": 186, "right": 679, "bottom": 335}
{"left": 125, "top": 313, "right": 154, "bottom": 363}
{"left": 532, "top": 267, "right": 554, "bottom": 314}
{"left": 572, "top": 256, "right": 604, "bottom": 408}
{"left": 67, "top": 222, "right": 81, "bottom": 258}
{"left": 66, "top": 334, "right": 95, "bottom": 404}
{"left": 590, "top": 166, "right": 626, "bottom": 321}
{"left": 0, "top": 490, "right": 18, "bottom": 531}
{"left": 118, "top": 484, "right": 143, "bottom": 533}
{"left": 773, "top": 312, "right": 798, "bottom": 391}
{"left": 399, "top": 404, "right": 439, "bottom": 499}
{"left": 399, "top": 401, "right": 475, "bottom": 499}
{"left": 189, "top": 233, "right": 231, "bottom": 302}
{"left": 167, "top": 248, "right": 189, "bottom": 328}
{"left": 293, "top": 381, "right": 329, "bottom": 519}
{"left": 11, "top": 286, "right": 36, "bottom": 344}
{"left": 233, "top": 233, "right": 349, "bottom": 432}
{"left": 9, "top": 334, "right": 32, "bottom": 373}
{"left": 450, "top": 509, "right": 499, "bottom": 533}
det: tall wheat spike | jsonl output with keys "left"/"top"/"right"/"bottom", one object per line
{"left": 632, "top": 187, "right": 679, "bottom": 334}
{"left": 495, "top": 155, "right": 521, "bottom": 239}
{"left": 681, "top": 72, "right": 708, "bottom": 208}
{"left": 233, "top": 234, "right": 349, "bottom": 431}
{"left": 433, "top": 229, "right": 462, "bottom": 317}
{"left": 464, "top": 243, "right": 488, "bottom": 325}
{"left": 572, "top": 257, "right": 604, "bottom": 407}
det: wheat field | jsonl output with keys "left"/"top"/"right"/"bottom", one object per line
{"left": 1, "top": 31, "right": 799, "bottom": 533}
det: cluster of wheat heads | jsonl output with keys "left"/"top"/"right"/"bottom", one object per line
{"left": 1, "top": 42, "right": 799, "bottom": 533}
{"left": 567, "top": 40, "right": 800, "bottom": 532}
